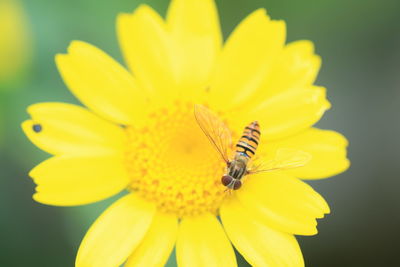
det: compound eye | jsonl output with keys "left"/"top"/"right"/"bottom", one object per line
{"left": 221, "top": 175, "right": 233, "bottom": 186}
{"left": 233, "top": 180, "right": 242, "bottom": 190}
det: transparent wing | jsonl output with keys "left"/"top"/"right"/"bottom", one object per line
{"left": 248, "top": 148, "right": 312, "bottom": 174}
{"left": 194, "top": 104, "right": 232, "bottom": 163}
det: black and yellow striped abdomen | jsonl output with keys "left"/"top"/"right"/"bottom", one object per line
{"left": 235, "top": 121, "right": 260, "bottom": 158}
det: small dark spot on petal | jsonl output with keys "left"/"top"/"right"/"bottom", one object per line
{"left": 32, "top": 124, "right": 42, "bottom": 133}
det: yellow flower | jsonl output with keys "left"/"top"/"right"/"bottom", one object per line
{"left": 0, "top": 0, "right": 32, "bottom": 85}
{"left": 22, "top": 0, "right": 349, "bottom": 266}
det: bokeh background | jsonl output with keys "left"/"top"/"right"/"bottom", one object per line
{"left": 1, "top": 0, "right": 399, "bottom": 266}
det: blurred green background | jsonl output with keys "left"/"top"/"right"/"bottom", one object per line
{"left": 1, "top": 0, "right": 399, "bottom": 266}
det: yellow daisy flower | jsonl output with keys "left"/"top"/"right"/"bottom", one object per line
{"left": 22, "top": 0, "right": 349, "bottom": 266}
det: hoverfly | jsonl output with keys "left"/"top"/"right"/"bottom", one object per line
{"left": 194, "top": 104, "right": 311, "bottom": 191}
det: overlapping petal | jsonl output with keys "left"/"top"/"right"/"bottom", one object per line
{"left": 30, "top": 155, "right": 130, "bottom": 206}
{"left": 209, "top": 8, "right": 286, "bottom": 110}
{"left": 125, "top": 212, "right": 178, "bottom": 267}
{"left": 236, "top": 172, "right": 330, "bottom": 235}
{"left": 254, "top": 40, "right": 321, "bottom": 101}
{"left": 118, "top": 0, "right": 221, "bottom": 104}
{"left": 230, "top": 86, "right": 330, "bottom": 140}
{"left": 176, "top": 213, "right": 237, "bottom": 267}
{"left": 260, "top": 128, "right": 350, "bottom": 179}
{"left": 76, "top": 193, "right": 156, "bottom": 267}
{"left": 221, "top": 196, "right": 304, "bottom": 267}
{"left": 56, "top": 41, "right": 149, "bottom": 126}
{"left": 167, "top": 0, "right": 222, "bottom": 97}
{"left": 117, "top": 5, "right": 178, "bottom": 104}
{"left": 21, "top": 102, "right": 125, "bottom": 156}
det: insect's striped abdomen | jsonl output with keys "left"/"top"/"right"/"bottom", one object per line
{"left": 235, "top": 121, "right": 260, "bottom": 158}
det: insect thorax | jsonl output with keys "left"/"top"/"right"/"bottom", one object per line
{"left": 228, "top": 155, "right": 249, "bottom": 180}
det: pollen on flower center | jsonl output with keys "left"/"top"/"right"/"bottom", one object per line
{"left": 124, "top": 102, "right": 229, "bottom": 217}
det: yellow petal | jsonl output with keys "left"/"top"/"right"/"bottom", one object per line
{"left": 256, "top": 40, "right": 321, "bottom": 100}
{"left": 76, "top": 193, "right": 156, "bottom": 267}
{"left": 21, "top": 102, "right": 125, "bottom": 156}
{"left": 176, "top": 213, "right": 237, "bottom": 267}
{"left": 166, "top": 0, "right": 222, "bottom": 97}
{"left": 125, "top": 212, "right": 177, "bottom": 267}
{"left": 262, "top": 128, "right": 350, "bottom": 179}
{"left": 220, "top": 196, "right": 304, "bottom": 267}
{"left": 209, "top": 9, "right": 286, "bottom": 110}
{"left": 236, "top": 172, "right": 329, "bottom": 235}
{"left": 30, "top": 155, "right": 130, "bottom": 206}
{"left": 232, "top": 86, "right": 331, "bottom": 140}
{"left": 117, "top": 5, "right": 178, "bottom": 105}
{"left": 55, "top": 41, "right": 148, "bottom": 126}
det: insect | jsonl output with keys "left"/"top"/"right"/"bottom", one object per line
{"left": 194, "top": 104, "right": 311, "bottom": 191}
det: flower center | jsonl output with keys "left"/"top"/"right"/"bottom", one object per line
{"left": 125, "top": 102, "right": 228, "bottom": 217}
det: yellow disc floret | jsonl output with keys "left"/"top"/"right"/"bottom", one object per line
{"left": 125, "top": 102, "right": 229, "bottom": 217}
